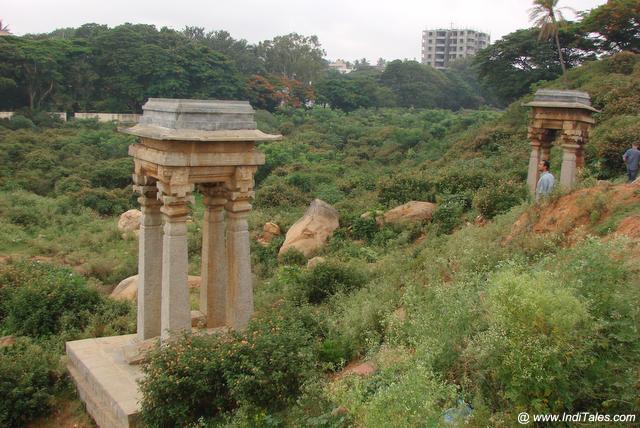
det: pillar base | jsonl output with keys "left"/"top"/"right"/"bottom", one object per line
{"left": 66, "top": 335, "right": 142, "bottom": 428}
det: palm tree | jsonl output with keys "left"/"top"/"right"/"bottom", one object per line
{"left": 529, "top": 0, "right": 574, "bottom": 84}
{"left": 0, "top": 20, "right": 10, "bottom": 34}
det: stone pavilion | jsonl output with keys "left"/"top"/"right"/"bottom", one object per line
{"left": 525, "top": 89, "right": 597, "bottom": 194}
{"left": 66, "top": 99, "right": 281, "bottom": 427}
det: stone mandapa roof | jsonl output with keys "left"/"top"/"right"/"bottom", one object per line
{"left": 524, "top": 89, "right": 599, "bottom": 112}
{"left": 122, "top": 98, "right": 282, "bottom": 142}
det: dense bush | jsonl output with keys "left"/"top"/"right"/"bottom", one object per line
{"left": 140, "top": 304, "right": 318, "bottom": 426}
{"left": 0, "top": 261, "right": 134, "bottom": 338}
{"left": 0, "top": 261, "right": 102, "bottom": 337}
{"left": 378, "top": 174, "right": 435, "bottom": 207}
{"left": 0, "top": 338, "right": 64, "bottom": 427}
{"left": 473, "top": 180, "right": 528, "bottom": 219}
{"left": 431, "top": 199, "right": 465, "bottom": 235}
{"left": 462, "top": 267, "right": 592, "bottom": 413}
{"left": 588, "top": 115, "right": 640, "bottom": 179}
{"left": 300, "top": 262, "right": 368, "bottom": 304}
{"left": 279, "top": 247, "right": 308, "bottom": 267}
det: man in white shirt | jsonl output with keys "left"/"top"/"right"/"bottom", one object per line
{"left": 536, "top": 160, "right": 555, "bottom": 201}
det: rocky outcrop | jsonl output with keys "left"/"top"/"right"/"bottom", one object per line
{"left": 0, "top": 336, "right": 16, "bottom": 348}
{"left": 111, "top": 274, "right": 201, "bottom": 301}
{"left": 279, "top": 199, "right": 340, "bottom": 257}
{"left": 383, "top": 201, "right": 436, "bottom": 224}
{"left": 257, "top": 222, "right": 281, "bottom": 247}
{"left": 307, "top": 256, "right": 326, "bottom": 269}
{"left": 360, "top": 210, "right": 384, "bottom": 226}
{"left": 118, "top": 209, "right": 142, "bottom": 239}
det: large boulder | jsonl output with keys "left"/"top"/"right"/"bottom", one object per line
{"left": 111, "top": 275, "right": 201, "bottom": 301}
{"left": 118, "top": 209, "right": 142, "bottom": 239}
{"left": 279, "top": 199, "right": 340, "bottom": 257}
{"left": 0, "top": 335, "right": 16, "bottom": 348}
{"left": 257, "top": 222, "right": 281, "bottom": 247}
{"left": 383, "top": 201, "right": 436, "bottom": 224}
{"left": 307, "top": 256, "right": 326, "bottom": 269}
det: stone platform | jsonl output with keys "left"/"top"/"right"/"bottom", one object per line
{"left": 66, "top": 335, "right": 143, "bottom": 428}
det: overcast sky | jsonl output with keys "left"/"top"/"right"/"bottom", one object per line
{"left": 3, "top": 0, "right": 606, "bottom": 61}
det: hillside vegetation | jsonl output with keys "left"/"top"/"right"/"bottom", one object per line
{"left": 0, "top": 52, "right": 638, "bottom": 426}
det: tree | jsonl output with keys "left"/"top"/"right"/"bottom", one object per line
{"left": 353, "top": 58, "right": 372, "bottom": 71}
{"left": 0, "top": 37, "right": 72, "bottom": 109}
{"left": 380, "top": 60, "right": 467, "bottom": 109}
{"left": 183, "top": 28, "right": 264, "bottom": 75}
{"left": 473, "top": 28, "right": 592, "bottom": 105}
{"left": 580, "top": 0, "right": 640, "bottom": 54}
{"left": 529, "top": 0, "right": 574, "bottom": 83}
{"left": 257, "top": 33, "right": 326, "bottom": 84}
{"left": 0, "top": 20, "right": 10, "bottom": 34}
{"left": 316, "top": 71, "right": 396, "bottom": 111}
{"left": 89, "top": 24, "right": 244, "bottom": 111}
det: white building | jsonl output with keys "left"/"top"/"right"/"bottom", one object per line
{"left": 421, "top": 28, "right": 490, "bottom": 69}
{"left": 328, "top": 59, "right": 353, "bottom": 74}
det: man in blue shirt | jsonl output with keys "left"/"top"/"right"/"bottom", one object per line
{"left": 623, "top": 142, "right": 640, "bottom": 183}
{"left": 536, "top": 160, "right": 555, "bottom": 201}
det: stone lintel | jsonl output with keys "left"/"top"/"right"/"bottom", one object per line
{"left": 123, "top": 125, "right": 282, "bottom": 142}
{"left": 129, "top": 144, "right": 265, "bottom": 167}
{"left": 525, "top": 101, "right": 599, "bottom": 112}
{"left": 530, "top": 109, "right": 596, "bottom": 125}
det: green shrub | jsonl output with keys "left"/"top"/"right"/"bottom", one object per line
{"left": 76, "top": 187, "right": 133, "bottom": 216}
{"left": 140, "top": 305, "right": 318, "bottom": 426}
{"left": 317, "top": 335, "right": 354, "bottom": 368}
{"left": 431, "top": 200, "right": 465, "bottom": 234}
{"left": 89, "top": 158, "right": 133, "bottom": 189}
{"left": 588, "top": 115, "right": 640, "bottom": 179}
{"left": 0, "top": 261, "right": 102, "bottom": 337}
{"left": 301, "top": 262, "right": 367, "bottom": 304}
{"left": 140, "top": 333, "right": 236, "bottom": 427}
{"left": 434, "top": 168, "right": 497, "bottom": 195}
{"left": 473, "top": 180, "right": 527, "bottom": 219}
{"left": 279, "top": 247, "right": 307, "bottom": 266}
{"left": 83, "top": 298, "right": 136, "bottom": 338}
{"left": 329, "top": 362, "right": 456, "bottom": 428}
{"left": 225, "top": 306, "right": 318, "bottom": 410}
{"left": 54, "top": 176, "right": 91, "bottom": 195}
{"left": 254, "top": 181, "right": 308, "bottom": 208}
{"left": 8, "top": 115, "right": 36, "bottom": 130}
{"left": 549, "top": 239, "right": 640, "bottom": 412}
{"left": 252, "top": 235, "right": 284, "bottom": 278}
{"left": 462, "top": 267, "right": 592, "bottom": 414}
{"left": 378, "top": 174, "right": 435, "bottom": 207}
{"left": 0, "top": 338, "right": 64, "bottom": 427}
{"left": 350, "top": 215, "right": 379, "bottom": 242}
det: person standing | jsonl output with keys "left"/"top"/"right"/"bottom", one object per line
{"left": 536, "top": 160, "right": 555, "bottom": 201}
{"left": 623, "top": 142, "right": 640, "bottom": 183}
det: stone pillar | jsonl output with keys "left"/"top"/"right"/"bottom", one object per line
{"left": 134, "top": 176, "right": 163, "bottom": 340}
{"left": 157, "top": 174, "right": 193, "bottom": 339}
{"left": 527, "top": 138, "right": 543, "bottom": 195}
{"left": 575, "top": 144, "right": 585, "bottom": 169}
{"left": 224, "top": 167, "right": 256, "bottom": 330}
{"left": 541, "top": 140, "right": 552, "bottom": 162}
{"left": 560, "top": 143, "right": 579, "bottom": 189}
{"left": 200, "top": 184, "right": 227, "bottom": 327}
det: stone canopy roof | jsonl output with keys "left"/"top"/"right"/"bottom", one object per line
{"left": 122, "top": 98, "right": 282, "bottom": 142}
{"left": 524, "top": 89, "right": 599, "bottom": 112}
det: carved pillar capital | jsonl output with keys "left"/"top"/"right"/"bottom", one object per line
{"left": 225, "top": 166, "right": 256, "bottom": 213}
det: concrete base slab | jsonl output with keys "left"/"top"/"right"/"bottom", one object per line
{"left": 66, "top": 335, "right": 143, "bottom": 428}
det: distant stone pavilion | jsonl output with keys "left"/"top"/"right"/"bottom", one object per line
{"left": 525, "top": 89, "right": 597, "bottom": 193}
{"left": 66, "top": 99, "right": 281, "bottom": 427}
